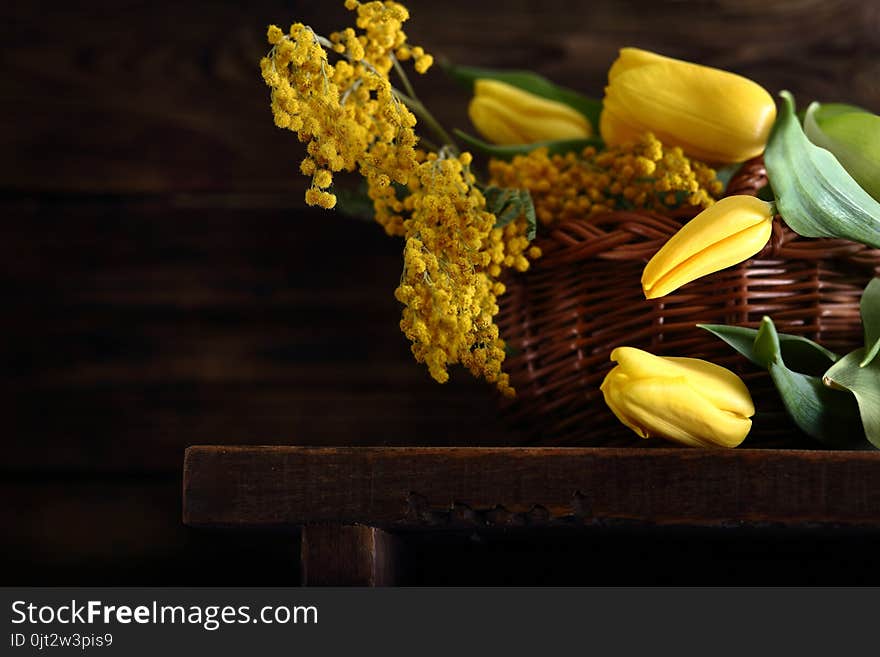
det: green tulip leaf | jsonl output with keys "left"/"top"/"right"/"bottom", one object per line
{"left": 442, "top": 62, "right": 603, "bottom": 128}
{"left": 454, "top": 129, "right": 603, "bottom": 160}
{"left": 824, "top": 349, "right": 880, "bottom": 448}
{"left": 698, "top": 322, "right": 838, "bottom": 374}
{"left": 753, "top": 316, "right": 781, "bottom": 367}
{"left": 804, "top": 103, "right": 880, "bottom": 202}
{"left": 698, "top": 324, "right": 766, "bottom": 366}
{"left": 810, "top": 102, "right": 871, "bottom": 121}
{"left": 764, "top": 91, "right": 880, "bottom": 249}
{"left": 700, "top": 318, "right": 862, "bottom": 447}
{"left": 765, "top": 359, "right": 864, "bottom": 448}
{"left": 861, "top": 277, "right": 880, "bottom": 367}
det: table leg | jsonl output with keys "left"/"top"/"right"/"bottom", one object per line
{"left": 301, "top": 524, "right": 400, "bottom": 586}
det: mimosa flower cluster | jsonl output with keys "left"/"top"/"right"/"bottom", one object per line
{"left": 260, "top": 0, "right": 534, "bottom": 393}
{"left": 260, "top": 0, "right": 431, "bottom": 211}
{"left": 488, "top": 133, "right": 723, "bottom": 226}
{"left": 395, "top": 150, "right": 514, "bottom": 396}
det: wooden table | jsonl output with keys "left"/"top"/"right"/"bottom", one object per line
{"left": 183, "top": 446, "right": 880, "bottom": 585}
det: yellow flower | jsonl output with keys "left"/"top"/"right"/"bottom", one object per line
{"left": 468, "top": 79, "right": 592, "bottom": 145}
{"left": 395, "top": 151, "right": 515, "bottom": 397}
{"left": 600, "top": 48, "right": 777, "bottom": 163}
{"left": 488, "top": 133, "right": 722, "bottom": 226}
{"left": 641, "top": 195, "right": 774, "bottom": 299}
{"left": 600, "top": 347, "right": 754, "bottom": 448}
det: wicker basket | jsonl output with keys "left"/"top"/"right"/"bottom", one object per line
{"left": 497, "top": 157, "right": 880, "bottom": 447}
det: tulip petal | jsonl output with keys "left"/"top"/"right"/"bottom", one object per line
{"left": 468, "top": 96, "right": 529, "bottom": 144}
{"left": 598, "top": 108, "right": 644, "bottom": 147}
{"left": 445, "top": 62, "right": 603, "bottom": 128}
{"left": 644, "top": 221, "right": 771, "bottom": 298}
{"left": 600, "top": 366, "right": 648, "bottom": 438}
{"left": 607, "top": 374, "right": 752, "bottom": 448}
{"left": 609, "top": 346, "right": 755, "bottom": 418}
{"left": 608, "top": 48, "right": 675, "bottom": 81}
{"left": 602, "top": 50, "right": 776, "bottom": 163}
{"left": 642, "top": 195, "right": 774, "bottom": 299}
{"left": 469, "top": 79, "right": 592, "bottom": 145}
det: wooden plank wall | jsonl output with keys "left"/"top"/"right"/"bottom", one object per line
{"left": 3, "top": 0, "right": 879, "bottom": 583}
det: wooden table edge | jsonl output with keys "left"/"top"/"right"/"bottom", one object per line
{"left": 182, "top": 445, "right": 880, "bottom": 530}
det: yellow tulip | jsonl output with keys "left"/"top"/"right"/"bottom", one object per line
{"left": 600, "top": 48, "right": 777, "bottom": 163}
{"left": 600, "top": 347, "right": 755, "bottom": 448}
{"left": 642, "top": 195, "right": 774, "bottom": 299}
{"left": 468, "top": 79, "right": 592, "bottom": 145}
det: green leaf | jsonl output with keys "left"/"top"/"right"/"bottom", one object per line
{"left": 521, "top": 190, "right": 537, "bottom": 241}
{"left": 483, "top": 186, "right": 519, "bottom": 226}
{"left": 778, "top": 335, "right": 841, "bottom": 375}
{"left": 334, "top": 182, "right": 375, "bottom": 221}
{"left": 443, "top": 62, "right": 603, "bottom": 128}
{"left": 698, "top": 322, "right": 839, "bottom": 374}
{"left": 715, "top": 162, "right": 744, "bottom": 192}
{"left": 700, "top": 318, "right": 862, "bottom": 447}
{"left": 753, "top": 315, "right": 781, "bottom": 366}
{"left": 766, "top": 358, "right": 864, "bottom": 448}
{"left": 481, "top": 186, "right": 538, "bottom": 241}
{"left": 824, "top": 349, "right": 880, "bottom": 448}
{"left": 804, "top": 102, "right": 880, "bottom": 202}
{"left": 755, "top": 184, "right": 775, "bottom": 202}
{"left": 497, "top": 199, "right": 522, "bottom": 226}
{"left": 860, "top": 277, "right": 880, "bottom": 367}
{"left": 698, "top": 324, "right": 766, "bottom": 366}
{"left": 809, "top": 102, "right": 871, "bottom": 121}
{"left": 503, "top": 342, "right": 521, "bottom": 358}
{"left": 454, "top": 129, "right": 603, "bottom": 160}
{"left": 764, "top": 91, "right": 880, "bottom": 249}
{"left": 482, "top": 185, "right": 516, "bottom": 213}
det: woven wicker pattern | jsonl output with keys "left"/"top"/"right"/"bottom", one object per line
{"left": 497, "top": 158, "right": 880, "bottom": 447}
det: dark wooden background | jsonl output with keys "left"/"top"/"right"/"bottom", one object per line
{"left": 4, "top": 0, "right": 879, "bottom": 584}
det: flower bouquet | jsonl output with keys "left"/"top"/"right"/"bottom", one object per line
{"left": 260, "top": 1, "right": 880, "bottom": 449}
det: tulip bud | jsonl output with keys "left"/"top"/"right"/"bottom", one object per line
{"left": 600, "top": 346, "right": 755, "bottom": 448}
{"left": 642, "top": 195, "right": 774, "bottom": 299}
{"left": 468, "top": 79, "right": 592, "bottom": 145}
{"left": 600, "top": 48, "right": 777, "bottom": 163}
